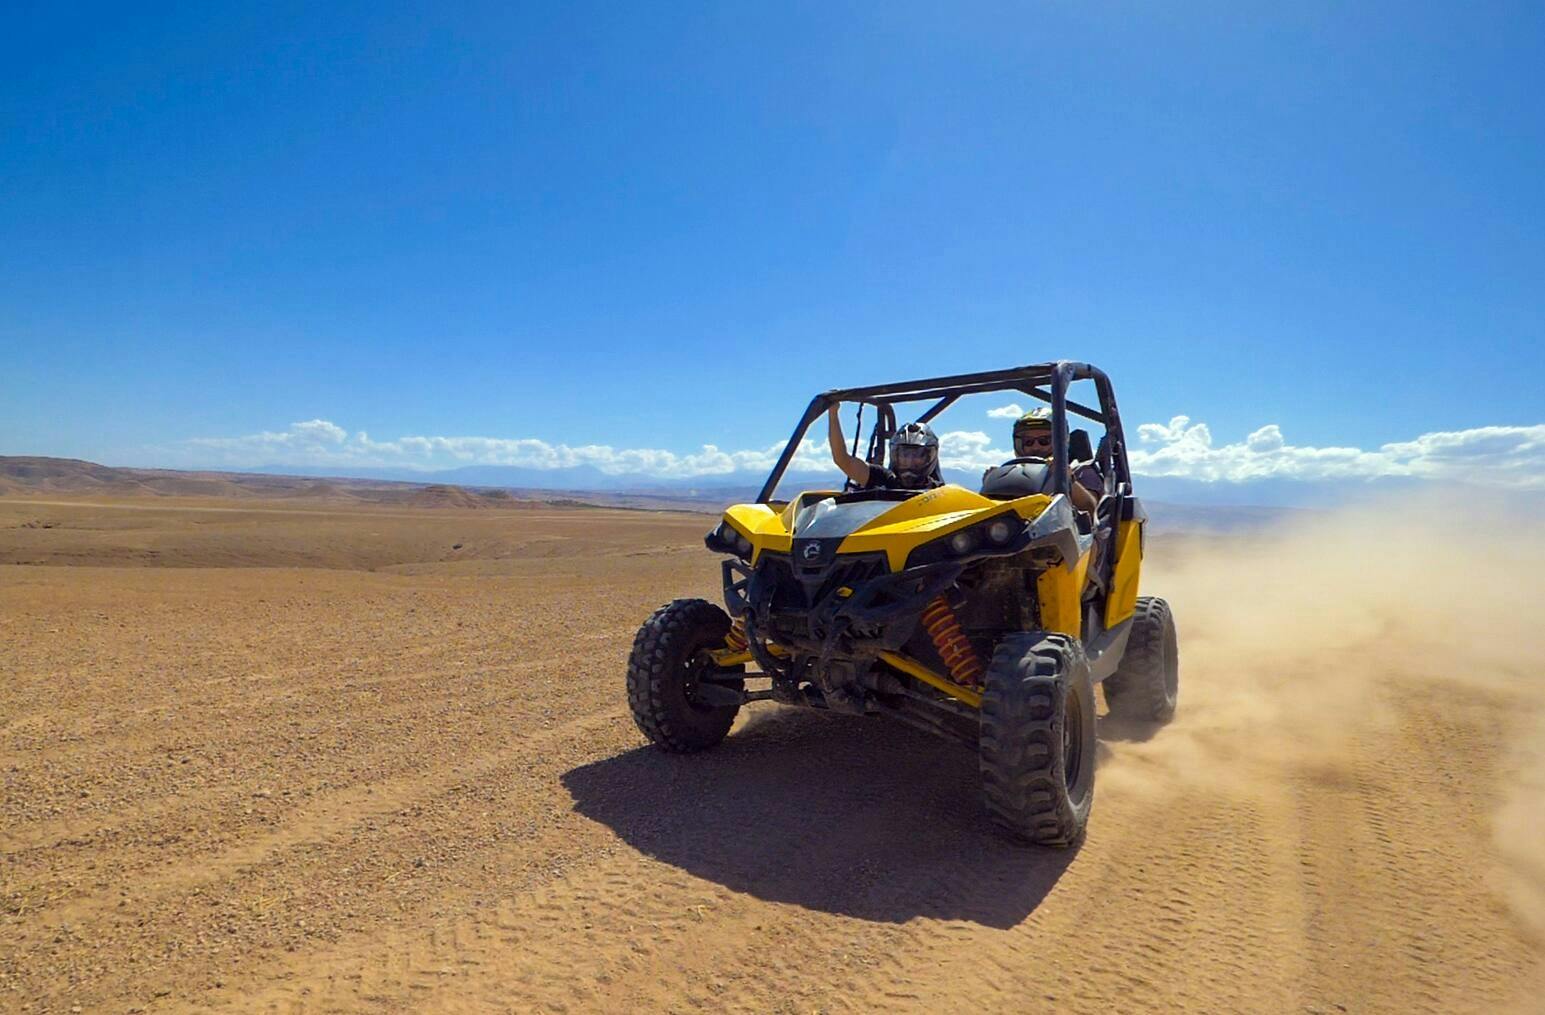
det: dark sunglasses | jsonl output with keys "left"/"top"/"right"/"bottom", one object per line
{"left": 1016, "top": 432, "right": 1053, "bottom": 450}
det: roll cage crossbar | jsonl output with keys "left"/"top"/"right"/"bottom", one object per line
{"left": 755, "top": 361, "right": 1133, "bottom": 504}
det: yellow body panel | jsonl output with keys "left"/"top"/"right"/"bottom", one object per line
{"left": 1104, "top": 518, "right": 1144, "bottom": 627}
{"left": 723, "top": 503, "right": 794, "bottom": 562}
{"left": 835, "top": 489, "right": 1052, "bottom": 571}
{"left": 724, "top": 487, "right": 1098, "bottom": 635}
{"left": 1037, "top": 549, "right": 1091, "bottom": 637}
{"left": 724, "top": 486, "right": 1054, "bottom": 572}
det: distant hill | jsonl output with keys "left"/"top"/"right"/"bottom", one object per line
{"left": 242, "top": 461, "right": 811, "bottom": 497}
{"left": 0, "top": 456, "right": 1311, "bottom": 531}
{"left": 0, "top": 456, "right": 737, "bottom": 513}
{"left": 0, "top": 457, "right": 522, "bottom": 510}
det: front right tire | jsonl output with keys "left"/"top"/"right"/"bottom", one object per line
{"left": 626, "top": 598, "right": 743, "bottom": 753}
{"left": 979, "top": 632, "right": 1097, "bottom": 847}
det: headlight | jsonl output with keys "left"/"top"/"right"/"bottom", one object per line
{"left": 906, "top": 513, "right": 1029, "bottom": 568}
{"left": 704, "top": 521, "right": 753, "bottom": 559}
{"left": 948, "top": 530, "right": 978, "bottom": 555}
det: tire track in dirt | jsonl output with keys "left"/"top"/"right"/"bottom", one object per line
{"left": 1289, "top": 682, "right": 1533, "bottom": 1013}
{"left": 214, "top": 712, "right": 1305, "bottom": 1013}
{"left": 27, "top": 707, "right": 618, "bottom": 932}
{"left": 2, "top": 697, "right": 645, "bottom": 1011}
{"left": 2, "top": 639, "right": 634, "bottom": 858}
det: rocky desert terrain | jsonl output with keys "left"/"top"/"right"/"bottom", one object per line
{"left": 2, "top": 479, "right": 1542, "bottom": 1013}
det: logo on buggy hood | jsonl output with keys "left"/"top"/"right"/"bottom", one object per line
{"left": 802, "top": 541, "right": 823, "bottom": 561}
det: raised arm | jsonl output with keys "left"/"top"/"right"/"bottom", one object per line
{"left": 827, "top": 404, "right": 871, "bottom": 486}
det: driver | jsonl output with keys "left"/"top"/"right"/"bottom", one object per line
{"left": 1002, "top": 408, "right": 1101, "bottom": 513}
{"left": 827, "top": 405, "right": 942, "bottom": 490}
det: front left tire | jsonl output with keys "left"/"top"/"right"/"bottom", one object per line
{"left": 979, "top": 632, "right": 1097, "bottom": 847}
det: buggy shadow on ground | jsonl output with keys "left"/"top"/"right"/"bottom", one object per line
{"left": 562, "top": 707, "right": 1078, "bottom": 929}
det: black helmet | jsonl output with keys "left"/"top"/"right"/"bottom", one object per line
{"left": 890, "top": 422, "right": 940, "bottom": 487}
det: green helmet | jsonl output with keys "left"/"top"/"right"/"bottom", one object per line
{"left": 1013, "top": 407, "right": 1053, "bottom": 435}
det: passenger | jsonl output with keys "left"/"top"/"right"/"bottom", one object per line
{"left": 1001, "top": 408, "right": 1100, "bottom": 514}
{"left": 827, "top": 405, "right": 941, "bottom": 491}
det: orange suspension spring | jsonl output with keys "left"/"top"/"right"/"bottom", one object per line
{"left": 724, "top": 616, "right": 749, "bottom": 652}
{"left": 920, "top": 597, "right": 983, "bottom": 686}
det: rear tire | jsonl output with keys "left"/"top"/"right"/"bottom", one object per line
{"left": 1103, "top": 596, "right": 1179, "bottom": 724}
{"left": 979, "top": 633, "right": 1096, "bottom": 847}
{"left": 627, "top": 598, "right": 743, "bottom": 753}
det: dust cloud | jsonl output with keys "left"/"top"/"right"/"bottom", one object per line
{"left": 1107, "top": 502, "right": 1545, "bottom": 938}
{"left": 1496, "top": 715, "right": 1545, "bottom": 940}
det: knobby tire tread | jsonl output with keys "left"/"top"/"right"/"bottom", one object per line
{"left": 979, "top": 633, "right": 1094, "bottom": 848}
{"left": 626, "top": 598, "right": 739, "bottom": 753}
{"left": 1103, "top": 595, "right": 1178, "bottom": 724}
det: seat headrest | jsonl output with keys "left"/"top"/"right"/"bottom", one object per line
{"left": 1069, "top": 428, "right": 1094, "bottom": 462}
{"left": 980, "top": 461, "right": 1052, "bottom": 499}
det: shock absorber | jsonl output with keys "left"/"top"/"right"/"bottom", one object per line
{"left": 724, "top": 615, "right": 749, "bottom": 652}
{"left": 920, "top": 597, "right": 983, "bottom": 686}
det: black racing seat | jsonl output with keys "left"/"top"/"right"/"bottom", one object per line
{"left": 980, "top": 429, "right": 1095, "bottom": 500}
{"left": 979, "top": 459, "right": 1053, "bottom": 499}
{"left": 1068, "top": 428, "right": 1094, "bottom": 462}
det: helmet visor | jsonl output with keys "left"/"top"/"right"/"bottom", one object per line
{"left": 892, "top": 445, "right": 935, "bottom": 475}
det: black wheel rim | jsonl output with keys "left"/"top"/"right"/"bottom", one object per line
{"left": 683, "top": 645, "right": 742, "bottom": 714}
{"left": 1163, "top": 624, "right": 1179, "bottom": 700}
{"left": 1063, "top": 691, "right": 1085, "bottom": 788}
{"left": 682, "top": 651, "right": 714, "bottom": 712}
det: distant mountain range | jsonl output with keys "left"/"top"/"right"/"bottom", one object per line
{"left": 3, "top": 455, "right": 1324, "bottom": 532}
{"left": 32, "top": 452, "right": 1533, "bottom": 533}
{"left": 240, "top": 460, "right": 1434, "bottom": 511}
{"left": 242, "top": 461, "right": 817, "bottom": 497}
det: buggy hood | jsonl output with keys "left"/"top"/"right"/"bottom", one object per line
{"left": 720, "top": 485, "right": 1056, "bottom": 571}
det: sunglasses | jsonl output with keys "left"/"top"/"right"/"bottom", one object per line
{"left": 1016, "top": 433, "right": 1053, "bottom": 451}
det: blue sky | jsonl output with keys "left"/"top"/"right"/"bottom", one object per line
{"left": 2, "top": 3, "right": 1542, "bottom": 493}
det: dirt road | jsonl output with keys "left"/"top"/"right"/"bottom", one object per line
{"left": 2, "top": 496, "right": 1541, "bottom": 1012}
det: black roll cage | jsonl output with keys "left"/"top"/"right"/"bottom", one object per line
{"left": 755, "top": 361, "right": 1133, "bottom": 504}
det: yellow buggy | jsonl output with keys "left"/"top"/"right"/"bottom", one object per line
{"left": 626, "top": 362, "right": 1178, "bottom": 846}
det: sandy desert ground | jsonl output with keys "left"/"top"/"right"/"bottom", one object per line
{"left": 2, "top": 491, "right": 1542, "bottom": 1013}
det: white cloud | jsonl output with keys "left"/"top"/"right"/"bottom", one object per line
{"left": 181, "top": 416, "right": 1545, "bottom": 488}
{"left": 192, "top": 418, "right": 348, "bottom": 453}
{"left": 1131, "top": 415, "right": 1545, "bottom": 487}
{"left": 1380, "top": 426, "right": 1545, "bottom": 485}
{"left": 186, "top": 420, "right": 834, "bottom": 479}
{"left": 1245, "top": 424, "right": 1284, "bottom": 453}
{"left": 938, "top": 430, "right": 1011, "bottom": 470}
{"left": 986, "top": 403, "right": 1025, "bottom": 420}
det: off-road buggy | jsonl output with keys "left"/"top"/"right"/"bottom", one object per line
{"left": 626, "top": 362, "right": 1179, "bottom": 846}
